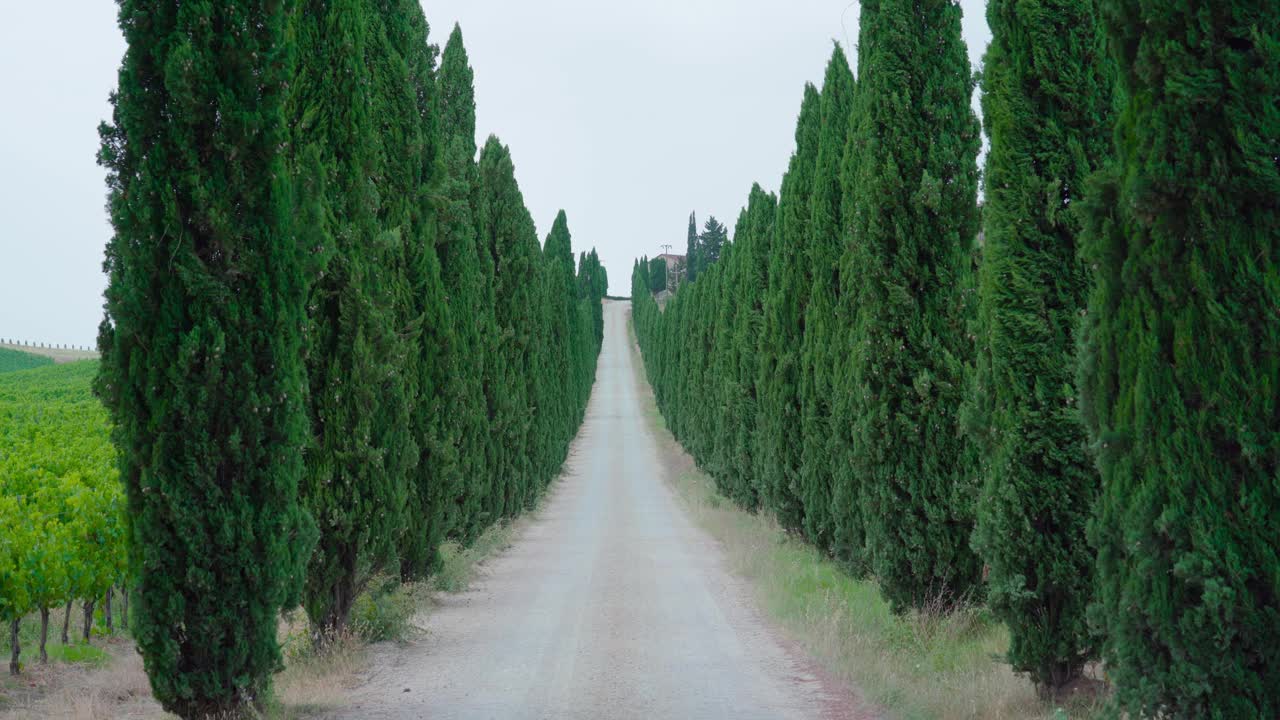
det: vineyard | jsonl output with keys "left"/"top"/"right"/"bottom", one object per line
{"left": 0, "top": 361, "right": 124, "bottom": 674}
{"left": 0, "top": 349, "right": 52, "bottom": 375}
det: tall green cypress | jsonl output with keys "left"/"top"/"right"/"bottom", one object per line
{"left": 1080, "top": 1, "right": 1279, "bottom": 714}
{"left": 757, "top": 84, "right": 820, "bottom": 533}
{"left": 846, "top": 0, "right": 983, "bottom": 611}
{"left": 737, "top": 186, "right": 777, "bottom": 506}
{"left": 380, "top": 0, "right": 458, "bottom": 582}
{"left": 293, "top": 0, "right": 414, "bottom": 637}
{"left": 965, "top": 0, "right": 1111, "bottom": 692}
{"left": 436, "top": 25, "right": 496, "bottom": 542}
{"left": 545, "top": 212, "right": 583, "bottom": 460}
{"left": 96, "top": 0, "right": 313, "bottom": 714}
{"left": 798, "top": 46, "right": 854, "bottom": 553}
{"left": 648, "top": 258, "right": 667, "bottom": 293}
{"left": 710, "top": 230, "right": 742, "bottom": 498}
{"left": 477, "top": 137, "right": 540, "bottom": 518}
{"left": 685, "top": 212, "right": 700, "bottom": 283}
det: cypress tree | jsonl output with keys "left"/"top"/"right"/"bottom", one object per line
{"left": 965, "top": 0, "right": 1111, "bottom": 692}
{"left": 96, "top": 0, "right": 313, "bottom": 714}
{"left": 798, "top": 46, "right": 855, "bottom": 553}
{"left": 758, "top": 84, "right": 821, "bottom": 532}
{"left": 380, "top": 0, "right": 458, "bottom": 582}
{"left": 436, "top": 24, "right": 496, "bottom": 542}
{"left": 710, "top": 231, "right": 742, "bottom": 498}
{"left": 685, "top": 211, "right": 700, "bottom": 283}
{"left": 737, "top": 186, "right": 777, "bottom": 506}
{"left": 846, "top": 0, "right": 983, "bottom": 610}
{"left": 648, "top": 258, "right": 667, "bottom": 293}
{"left": 477, "top": 136, "right": 539, "bottom": 518}
{"left": 1079, "top": 1, "right": 1279, "bottom": 714}
{"left": 293, "top": 0, "right": 414, "bottom": 637}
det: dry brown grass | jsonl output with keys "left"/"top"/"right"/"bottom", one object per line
{"left": 273, "top": 621, "right": 368, "bottom": 717}
{"left": 0, "top": 639, "right": 166, "bottom": 720}
{"left": 0, "top": 612, "right": 371, "bottom": 720}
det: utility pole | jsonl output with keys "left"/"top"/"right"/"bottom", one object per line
{"left": 657, "top": 244, "right": 681, "bottom": 291}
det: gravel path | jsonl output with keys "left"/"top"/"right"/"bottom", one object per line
{"left": 328, "top": 300, "right": 864, "bottom": 720}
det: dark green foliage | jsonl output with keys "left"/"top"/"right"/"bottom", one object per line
{"left": 756, "top": 84, "right": 821, "bottom": 533}
{"left": 473, "top": 141, "right": 604, "bottom": 522}
{"left": 692, "top": 188, "right": 781, "bottom": 511}
{"left": 477, "top": 137, "right": 538, "bottom": 517}
{"left": 436, "top": 25, "right": 497, "bottom": 543}
{"left": 965, "top": 0, "right": 1111, "bottom": 692}
{"left": 845, "top": 0, "right": 983, "bottom": 612}
{"left": 1079, "top": 1, "right": 1279, "bottom": 714}
{"left": 383, "top": 0, "right": 458, "bottom": 584}
{"left": 736, "top": 187, "right": 777, "bottom": 506}
{"left": 685, "top": 212, "right": 700, "bottom": 283}
{"left": 99, "top": 4, "right": 607, "bottom": 709}
{"left": 292, "top": 0, "right": 416, "bottom": 637}
{"left": 578, "top": 250, "right": 607, "bottom": 347}
{"left": 96, "top": 0, "right": 313, "bottom": 714}
{"left": 698, "top": 217, "right": 728, "bottom": 274}
{"left": 648, "top": 258, "right": 667, "bottom": 293}
{"left": 798, "top": 46, "right": 855, "bottom": 555}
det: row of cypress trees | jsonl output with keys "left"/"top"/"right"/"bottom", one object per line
{"left": 632, "top": 0, "right": 1277, "bottom": 714}
{"left": 96, "top": 2, "right": 606, "bottom": 717}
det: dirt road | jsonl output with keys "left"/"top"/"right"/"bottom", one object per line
{"left": 331, "top": 300, "right": 859, "bottom": 719}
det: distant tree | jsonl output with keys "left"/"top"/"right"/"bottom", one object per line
{"left": 846, "top": 0, "right": 983, "bottom": 611}
{"left": 96, "top": 0, "right": 314, "bottom": 714}
{"left": 964, "top": 0, "right": 1111, "bottom": 693}
{"left": 1079, "top": 0, "right": 1280, "bottom": 714}
{"left": 685, "top": 212, "right": 700, "bottom": 283}
{"left": 534, "top": 210, "right": 577, "bottom": 486}
{"left": 648, "top": 258, "right": 667, "bottom": 293}
{"left": 698, "top": 217, "right": 728, "bottom": 270}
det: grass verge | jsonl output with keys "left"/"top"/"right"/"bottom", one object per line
{"left": 626, "top": 310, "right": 1103, "bottom": 720}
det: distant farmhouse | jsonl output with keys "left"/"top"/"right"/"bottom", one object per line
{"left": 654, "top": 253, "right": 685, "bottom": 292}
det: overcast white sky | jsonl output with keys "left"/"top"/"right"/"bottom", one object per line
{"left": 0, "top": 1, "right": 989, "bottom": 347}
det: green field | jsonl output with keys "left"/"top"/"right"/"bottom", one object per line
{"left": 0, "top": 347, "right": 54, "bottom": 374}
{"left": 0, "top": 360, "right": 125, "bottom": 675}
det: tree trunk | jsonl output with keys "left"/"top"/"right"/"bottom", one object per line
{"left": 311, "top": 554, "right": 357, "bottom": 650}
{"left": 82, "top": 599, "right": 95, "bottom": 642}
{"left": 119, "top": 586, "right": 128, "bottom": 630}
{"left": 61, "top": 601, "right": 71, "bottom": 644}
{"left": 39, "top": 608, "right": 49, "bottom": 663}
{"left": 9, "top": 618, "right": 19, "bottom": 675}
{"left": 103, "top": 588, "right": 113, "bottom": 633}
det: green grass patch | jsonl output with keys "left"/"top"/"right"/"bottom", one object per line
{"left": 432, "top": 520, "right": 518, "bottom": 593}
{"left": 44, "top": 641, "right": 112, "bottom": 666}
{"left": 351, "top": 575, "right": 421, "bottom": 643}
